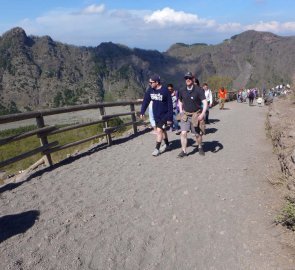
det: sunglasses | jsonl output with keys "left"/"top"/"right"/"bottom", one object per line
{"left": 185, "top": 77, "right": 193, "bottom": 80}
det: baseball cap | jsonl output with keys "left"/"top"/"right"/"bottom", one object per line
{"left": 184, "top": 72, "right": 193, "bottom": 79}
{"left": 150, "top": 74, "right": 161, "bottom": 82}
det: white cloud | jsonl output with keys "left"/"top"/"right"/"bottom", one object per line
{"left": 81, "top": 4, "right": 105, "bottom": 14}
{"left": 6, "top": 4, "right": 295, "bottom": 51}
{"left": 144, "top": 7, "right": 214, "bottom": 27}
{"left": 282, "top": 22, "right": 295, "bottom": 31}
{"left": 216, "top": 23, "right": 243, "bottom": 32}
{"left": 245, "top": 21, "right": 280, "bottom": 32}
{"left": 245, "top": 20, "right": 295, "bottom": 32}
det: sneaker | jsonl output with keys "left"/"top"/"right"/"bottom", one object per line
{"left": 198, "top": 147, "right": 205, "bottom": 156}
{"left": 152, "top": 149, "right": 160, "bottom": 156}
{"left": 175, "top": 130, "right": 181, "bottom": 135}
{"left": 160, "top": 144, "right": 171, "bottom": 153}
{"left": 177, "top": 151, "right": 188, "bottom": 158}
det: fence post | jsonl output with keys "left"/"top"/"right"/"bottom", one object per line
{"left": 130, "top": 103, "right": 137, "bottom": 135}
{"left": 99, "top": 106, "right": 112, "bottom": 146}
{"left": 36, "top": 116, "right": 53, "bottom": 166}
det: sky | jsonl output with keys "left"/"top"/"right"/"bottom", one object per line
{"left": 1, "top": 0, "right": 295, "bottom": 51}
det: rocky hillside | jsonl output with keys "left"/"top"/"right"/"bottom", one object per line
{"left": 0, "top": 27, "right": 295, "bottom": 113}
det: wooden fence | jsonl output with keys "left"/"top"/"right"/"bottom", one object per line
{"left": 0, "top": 91, "right": 237, "bottom": 170}
{"left": 0, "top": 101, "right": 142, "bottom": 169}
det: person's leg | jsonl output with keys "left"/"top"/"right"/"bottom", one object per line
{"left": 173, "top": 113, "right": 179, "bottom": 131}
{"left": 196, "top": 135, "right": 205, "bottom": 155}
{"left": 178, "top": 117, "right": 189, "bottom": 157}
{"left": 205, "top": 109, "right": 209, "bottom": 124}
{"left": 180, "top": 131, "right": 188, "bottom": 152}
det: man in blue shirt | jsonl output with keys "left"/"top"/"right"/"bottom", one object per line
{"left": 140, "top": 74, "right": 173, "bottom": 156}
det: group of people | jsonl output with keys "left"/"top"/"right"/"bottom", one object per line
{"left": 140, "top": 72, "right": 215, "bottom": 158}
{"left": 237, "top": 88, "right": 259, "bottom": 105}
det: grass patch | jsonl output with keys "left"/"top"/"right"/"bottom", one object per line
{"left": 0, "top": 117, "right": 128, "bottom": 175}
{"left": 275, "top": 200, "right": 295, "bottom": 230}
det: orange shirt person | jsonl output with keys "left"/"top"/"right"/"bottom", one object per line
{"left": 218, "top": 87, "right": 227, "bottom": 109}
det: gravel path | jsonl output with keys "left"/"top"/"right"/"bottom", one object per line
{"left": 0, "top": 101, "right": 294, "bottom": 270}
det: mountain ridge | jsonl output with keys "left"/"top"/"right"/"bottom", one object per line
{"left": 0, "top": 27, "right": 294, "bottom": 113}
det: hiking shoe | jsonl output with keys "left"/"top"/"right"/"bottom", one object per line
{"left": 198, "top": 147, "right": 205, "bottom": 156}
{"left": 177, "top": 151, "right": 188, "bottom": 158}
{"left": 160, "top": 144, "right": 171, "bottom": 153}
{"left": 152, "top": 149, "right": 160, "bottom": 156}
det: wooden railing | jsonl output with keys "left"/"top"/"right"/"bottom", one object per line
{"left": 0, "top": 101, "right": 143, "bottom": 168}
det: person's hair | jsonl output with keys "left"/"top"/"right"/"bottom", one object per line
{"left": 194, "top": 77, "right": 200, "bottom": 86}
{"left": 202, "top": 83, "right": 208, "bottom": 87}
{"left": 167, "top": 83, "right": 173, "bottom": 88}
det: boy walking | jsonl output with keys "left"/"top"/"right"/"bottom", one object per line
{"left": 140, "top": 75, "right": 173, "bottom": 156}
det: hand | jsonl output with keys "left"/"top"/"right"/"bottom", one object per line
{"left": 198, "top": 113, "right": 205, "bottom": 121}
{"left": 140, "top": 114, "right": 145, "bottom": 120}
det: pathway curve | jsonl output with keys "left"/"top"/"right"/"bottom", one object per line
{"left": 0, "top": 101, "right": 294, "bottom": 270}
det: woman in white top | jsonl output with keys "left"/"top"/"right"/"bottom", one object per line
{"left": 202, "top": 83, "right": 213, "bottom": 124}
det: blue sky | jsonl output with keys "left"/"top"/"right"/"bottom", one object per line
{"left": 1, "top": 0, "right": 295, "bottom": 51}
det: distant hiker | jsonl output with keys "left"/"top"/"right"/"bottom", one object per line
{"left": 202, "top": 83, "right": 213, "bottom": 124}
{"left": 167, "top": 83, "right": 181, "bottom": 135}
{"left": 218, "top": 87, "right": 227, "bottom": 109}
{"left": 140, "top": 74, "right": 173, "bottom": 156}
{"left": 257, "top": 96, "right": 263, "bottom": 106}
{"left": 177, "top": 72, "right": 207, "bottom": 157}
{"left": 248, "top": 89, "right": 255, "bottom": 106}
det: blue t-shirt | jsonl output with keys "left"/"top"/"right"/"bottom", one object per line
{"left": 141, "top": 86, "right": 173, "bottom": 123}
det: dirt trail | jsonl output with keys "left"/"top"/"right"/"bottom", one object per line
{"left": 0, "top": 100, "right": 294, "bottom": 270}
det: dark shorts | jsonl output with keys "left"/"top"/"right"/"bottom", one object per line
{"left": 155, "top": 119, "right": 167, "bottom": 130}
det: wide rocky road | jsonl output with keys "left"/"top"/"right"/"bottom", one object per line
{"left": 0, "top": 100, "right": 294, "bottom": 270}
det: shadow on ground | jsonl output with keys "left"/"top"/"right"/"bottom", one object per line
{"left": 208, "top": 119, "right": 220, "bottom": 124}
{"left": 203, "top": 140, "right": 223, "bottom": 153}
{"left": 206, "top": 128, "right": 218, "bottom": 134}
{"left": 0, "top": 210, "right": 40, "bottom": 243}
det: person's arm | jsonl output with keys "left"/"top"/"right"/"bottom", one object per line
{"left": 198, "top": 99, "right": 208, "bottom": 120}
{"left": 140, "top": 90, "right": 151, "bottom": 119}
{"left": 167, "top": 91, "right": 173, "bottom": 124}
{"left": 209, "top": 90, "right": 213, "bottom": 107}
{"left": 178, "top": 90, "right": 183, "bottom": 113}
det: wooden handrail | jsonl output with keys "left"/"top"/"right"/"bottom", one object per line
{"left": 0, "top": 100, "right": 143, "bottom": 169}
{"left": 0, "top": 126, "right": 56, "bottom": 146}
{"left": 0, "top": 100, "right": 142, "bottom": 124}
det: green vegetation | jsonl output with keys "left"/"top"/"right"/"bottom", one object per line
{"left": 53, "top": 88, "right": 87, "bottom": 107}
{"left": 206, "top": 75, "right": 233, "bottom": 91}
{"left": 0, "top": 101, "right": 21, "bottom": 115}
{"left": 0, "top": 117, "right": 126, "bottom": 175}
{"left": 275, "top": 200, "right": 295, "bottom": 230}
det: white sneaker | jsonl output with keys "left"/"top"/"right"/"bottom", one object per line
{"left": 152, "top": 149, "right": 160, "bottom": 156}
